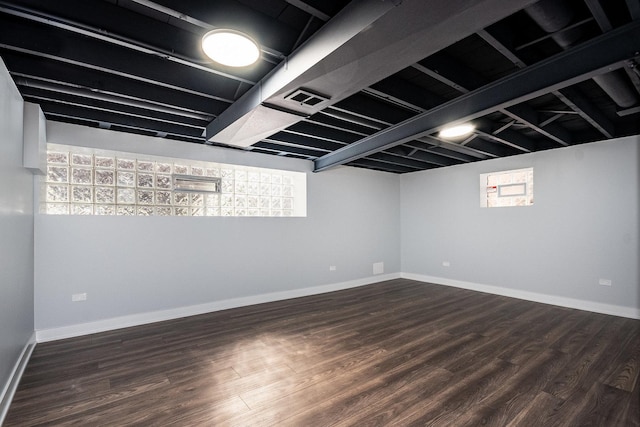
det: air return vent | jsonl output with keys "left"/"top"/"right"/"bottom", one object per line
{"left": 285, "top": 89, "right": 330, "bottom": 107}
{"left": 173, "top": 175, "right": 221, "bottom": 193}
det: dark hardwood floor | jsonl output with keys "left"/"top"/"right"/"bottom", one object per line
{"left": 5, "top": 279, "right": 640, "bottom": 426}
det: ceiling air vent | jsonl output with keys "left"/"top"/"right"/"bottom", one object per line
{"left": 173, "top": 175, "right": 221, "bottom": 193}
{"left": 285, "top": 89, "right": 330, "bottom": 107}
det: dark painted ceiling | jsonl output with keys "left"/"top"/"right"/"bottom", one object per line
{"left": 1, "top": 0, "right": 639, "bottom": 173}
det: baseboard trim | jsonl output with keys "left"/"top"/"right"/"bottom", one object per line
{"left": 0, "top": 331, "right": 36, "bottom": 425}
{"left": 401, "top": 272, "right": 640, "bottom": 319}
{"left": 36, "top": 273, "right": 401, "bottom": 343}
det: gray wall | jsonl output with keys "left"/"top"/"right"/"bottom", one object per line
{"left": 401, "top": 136, "right": 639, "bottom": 312}
{"left": 0, "top": 60, "right": 34, "bottom": 399}
{"left": 35, "top": 123, "right": 401, "bottom": 331}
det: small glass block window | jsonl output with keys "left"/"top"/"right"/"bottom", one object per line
{"left": 137, "top": 173, "right": 154, "bottom": 188}
{"left": 95, "top": 205, "right": 115, "bottom": 215}
{"left": 117, "top": 158, "right": 136, "bottom": 170}
{"left": 47, "top": 204, "right": 69, "bottom": 215}
{"left": 221, "top": 195, "right": 234, "bottom": 208}
{"left": 156, "top": 207, "right": 173, "bottom": 216}
{"left": 95, "top": 156, "right": 115, "bottom": 168}
{"left": 71, "top": 204, "right": 93, "bottom": 215}
{"left": 156, "top": 163, "right": 172, "bottom": 173}
{"left": 137, "top": 161, "right": 154, "bottom": 172}
{"left": 71, "top": 186, "right": 93, "bottom": 203}
{"left": 47, "top": 152, "right": 69, "bottom": 164}
{"left": 72, "top": 154, "right": 93, "bottom": 167}
{"left": 137, "top": 206, "right": 154, "bottom": 216}
{"left": 221, "top": 180, "right": 234, "bottom": 194}
{"left": 235, "top": 195, "right": 247, "bottom": 208}
{"left": 117, "top": 171, "right": 136, "bottom": 187}
{"left": 205, "top": 194, "right": 220, "bottom": 207}
{"left": 247, "top": 181, "right": 259, "bottom": 195}
{"left": 46, "top": 184, "right": 69, "bottom": 202}
{"left": 174, "top": 192, "right": 189, "bottom": 206}
{"left": 137, "top": 190, "right": 154, "bottom": 205}
{"left": 174, "top": 164, "right": 189, "bottom": 174}
{"left": 156, "top": 191, "right": 172, "bottom": 205}
{"left": 117, "top": 206, "right": 136, "bottom": 216}
{"left": 206, "top": 168, "right": 220, "bottom": 177}
{"left": 156, "top": 174, "right": 172, "bottom": 189}
{"left": 95, "top": 187, "right": 115, "bottom": 204}
{"left": 71, "top": 168, "right": 93, "bottom": 185}
{"left": 235, "top": 181, "right": 247, "bottom": 194}
{"left": 259, "top": 197, "right": 270, "bottom": 209}
{"left": 190, "top": 194, "right": 204, "bottom": 207}
{"left": 117, "top": 188, "right": 136, "bottom": 204}
{"left": 95, "top": 170, "right": 115, "bottom": 186}
{"left": 47, "top": 166, "right": 68, "bottom": 183}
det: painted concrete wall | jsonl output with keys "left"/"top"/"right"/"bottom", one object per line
{"left": 0, "top": 59, "right": 34, "bottom": 403}
{"left": 401, "top": 136, "right": 639, "bottom": 315}
{"left": 35, "top": 123, "right": 401, "bottom": 332}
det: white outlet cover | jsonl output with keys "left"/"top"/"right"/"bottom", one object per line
{"left": 598, "top": 279, "right": 612, "bottom": 286}
{"left": 72, "top": 293, "right": 87, "bottom": 302}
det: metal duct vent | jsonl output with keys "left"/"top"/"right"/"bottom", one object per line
{"left": 285, "top": 89, "right": 330, "bottom": 107}
{"left": 173, "top": 175, "right": 221, "bottom": 193}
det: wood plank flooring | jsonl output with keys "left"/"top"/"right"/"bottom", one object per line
{"left": 5, "top": 279, "right": 640, "bottom": 426}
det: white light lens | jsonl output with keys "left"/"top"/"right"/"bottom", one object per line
{"left": 202, "top": 30, "right": 260, "bottom": 67}
{"left": 439, "top": 124, "right": 475, "bottom": 138}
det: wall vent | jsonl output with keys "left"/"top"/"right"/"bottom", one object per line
{"left": 173, "top": 175, "right": 221, "bottom": 193}
{"left": 285, "top": 89, "right": 330, "bottom": 107}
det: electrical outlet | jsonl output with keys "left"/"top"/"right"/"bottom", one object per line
{"left": 598, "top": 279, "right": 612, "bottom": 287}
{"left": 72, "top": 293, "right": 87, "bottom": 302}
{"left": 329, "top": 265, "right": 336, "bottom": 271}
{"left": 442, "top": 261, "right": 450, "bottom": 267}
{"left": 373, "top": 262, "right": 384, "bottom": 275}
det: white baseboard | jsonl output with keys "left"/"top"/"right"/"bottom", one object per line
{"left": 36, "top": 273, "right": 401, "bottom": 343}
{"left": 401, "top": 272, "right": 640, "bottom": 320}
{"left": 0, "top": 332, "right": 36, "bottom": 425}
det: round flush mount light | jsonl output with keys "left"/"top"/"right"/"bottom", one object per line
{"left": 438, "top": 123, "right": 476, "bottom": 139}
{"left": 202, "top": 29, "right": 260, "bottom": 67}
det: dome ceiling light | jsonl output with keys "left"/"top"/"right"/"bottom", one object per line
{"left": 202, "top": 29, "right": 260, "bottom": 67}
{"left": 438, "top": 123, "right": 476, "bottom": 139}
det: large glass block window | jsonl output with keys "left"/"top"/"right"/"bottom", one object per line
{"left": 43, "top": 144, "right": 306, "bottom": 217}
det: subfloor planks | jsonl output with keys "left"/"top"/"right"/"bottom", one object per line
{"left": 5, "top": 279, "right": 640, "bottom": 426}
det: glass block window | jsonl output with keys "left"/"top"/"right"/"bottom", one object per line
{"left": 43, "top": 144, "right": 307, "bottom": 217}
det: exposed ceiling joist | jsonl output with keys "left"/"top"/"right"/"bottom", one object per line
{"left": 314, "top": 20, "right": 640, "bottom": 171}
{"left": 285, "top": 0, "right": 331, "bottom": 21}
{"left": 477, "top": 27, "right": 615, "bottom": 139}
{"left": 414, "top": 54, "right": 569, "bottom": 146}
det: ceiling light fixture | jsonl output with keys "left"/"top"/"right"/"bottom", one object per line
{"left": 202, "top": 29, "right": 260, "bottom": 67}
{"left": 438, "top": 123, "right": 475, "bottom": 139}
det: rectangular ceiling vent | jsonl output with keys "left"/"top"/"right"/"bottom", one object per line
{"left": 285, "top": 89, "right": 330, "bottom": 107}
{"left": 173, "top": 174, "right": 221, "bottom": 193}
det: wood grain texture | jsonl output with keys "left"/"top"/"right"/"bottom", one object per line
{"left": 5, "top": 279, "right": 639, "bottom": 426}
